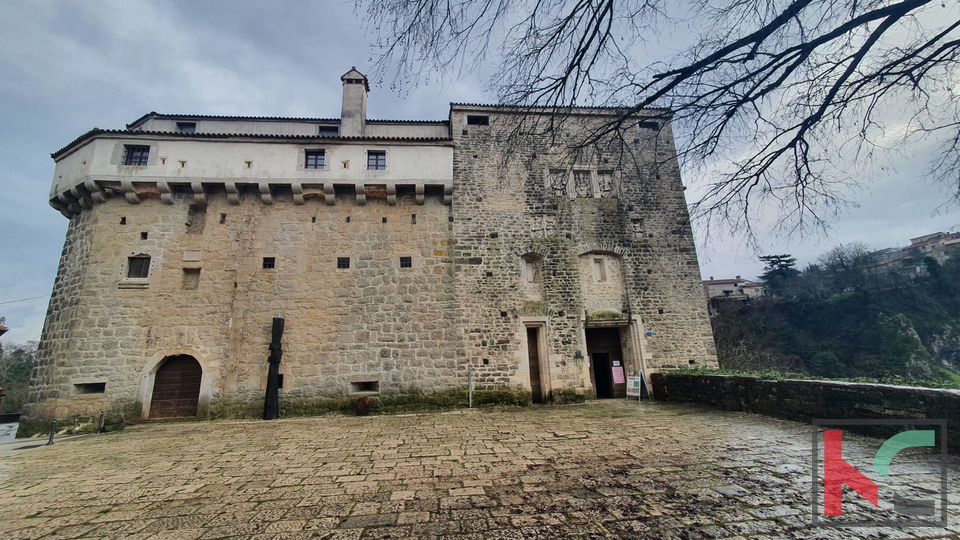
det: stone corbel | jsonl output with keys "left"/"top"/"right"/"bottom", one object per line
{"left": 120, "top": 180, "right": 140, "bottom": 204}
{"left": 259, "top": 182, "right": 273, "bottom": 205}
{"left": 49, "top": 198, "right": 73, "bottom": 218}
{"left": 70, "top": 185, "right": 93, "bottom": 209}
{"left": 443, "top": 185, "right": 453, "bottom": 206}
{"left": 324, "top": 184, "right": 335, "bottom": 206}
{"left": 191, "top": 182, "right": 207, "bottom": 207}
{"left": 225, "top": 182, "right": 240, "bottom": 205}
{"left": 355, "top": 184, "right": 366, "bottom": 205}
{"left": 157, "top": 181, "right": 174, "bottom": 205}
{"left": 291, "top": 183, "right": 305, "bottom": 205}
{"left": 386, "top": 185, "right": 397, "bottom": 206}
{"left": 415, "top": 183, "right": 425, "bottom": 205}
{"left": 58, "top": 192, "right": 81, "bottom": 217}
{"left": 84, "top": 179, "right": 107, "bottom": 204}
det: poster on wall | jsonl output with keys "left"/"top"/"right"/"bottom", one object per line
{"left": 612, "top": 365, "right": 625, "bottom": 384}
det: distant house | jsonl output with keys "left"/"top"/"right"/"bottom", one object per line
{"left": 868, "top": 231, "right": 960, "bottom": 276}
{"left": 702, "top": 276, "right": 766, "bottom": 309}
{"left": 0, "top": 324, "right": 7, "bottom": 339}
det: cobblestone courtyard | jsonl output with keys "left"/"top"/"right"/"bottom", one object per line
{"left": 0, "top": 401, "right": 957, "bottom": 539}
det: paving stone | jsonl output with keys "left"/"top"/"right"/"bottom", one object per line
{"left": 1, "top": 401, "right": 958, "bottom": 540}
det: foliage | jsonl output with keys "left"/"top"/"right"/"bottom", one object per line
{"left": 758, "top": 254, "right": 800, "bottom": 296}
{"left": 710, "top": 252, "right": 960, "bottom": 383}
{"left": 0, "top": 341, "right": 36, "bottom": 414}
{"left": 359, "top": 0, "right": 960, "bottom": 238}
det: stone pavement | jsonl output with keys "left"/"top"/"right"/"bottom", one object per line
{"left": 0, "top": 401, "right": 957, "bottom": 539}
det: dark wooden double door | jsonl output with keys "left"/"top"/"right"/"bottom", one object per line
{"left": 150, "top": 355, "right": 202, "bottom": 418}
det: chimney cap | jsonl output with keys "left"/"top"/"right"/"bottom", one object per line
{"left": 735, "top": 275, "right": 741, "bottom": 280}
{"left": 341, "top": 67, "right": 370, "bottom": 92}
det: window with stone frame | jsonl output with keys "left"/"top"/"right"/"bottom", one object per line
{"left": 305, "top": 150, "right": 326, "bottom": 169}
{"left": 127, "top": 255, "right": 150, "bottom": 278}
{"left": 522, "top": 255, "right": 542, "bottom": 283}
{"left": 123, "top": 145, "right": 150, "bottom": 166}
{"left": 593, "top": 258, "right": 607, "bottom": 282}
{"left": 367, "top": 150, "right": 386, "bottom": 170}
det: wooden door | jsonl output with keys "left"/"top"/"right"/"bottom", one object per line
{"left": 586, "top": 328, "right": 625, "bottom": 399}
{"left": 527, "top": 327, "right": 544, "bottom": 403}
{"left": 150, "top": 355, "right": 202, "bottom": 418}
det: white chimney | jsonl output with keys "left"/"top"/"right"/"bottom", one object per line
{"left": 340, "top": 67, "right": 368, "bottom": 137}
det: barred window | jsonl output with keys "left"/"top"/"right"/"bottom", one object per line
{"left": 400, "top": 257, "right": 412, "bottom": 268}
{"left": 367, "top": 150, "right": 386, "bottom": 170}
{"left": 127, "top": 256, "right": 150, "bottom": 278}
{"left": 305, "top": 150, "right": 325, "bottom": 169}
{"left": 337, "top": 257, "right": 350, "bottom": 269}
{"left": 123, "top": 145, "right": 150, "bottom": 166}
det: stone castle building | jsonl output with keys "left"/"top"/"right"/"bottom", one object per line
{"left": 25, "top": 69, "right": 717, "bottom": 423}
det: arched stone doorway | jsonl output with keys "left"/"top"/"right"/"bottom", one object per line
{"left": 150, "top": 355, "right": 202, "bottom": 418}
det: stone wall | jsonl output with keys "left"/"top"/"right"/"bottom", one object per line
{"left": 450, "top": 106, "right": 717, "bottom": 398}
{"left": 26, "top": 104, "right": 718, "bottom": 423}
{"left": 25, "top": 186, "right": 459, "bottom": 420}
{"left": 657, "top": 373, "right": 960, "bottom": 450}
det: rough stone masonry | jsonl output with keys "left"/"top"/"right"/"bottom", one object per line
{"left": 23, "top": 68, "right": 717, "bottom": 426}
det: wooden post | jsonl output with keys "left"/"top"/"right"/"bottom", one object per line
{"left": 263, "top": 317, "right": 284, "bottom": 420}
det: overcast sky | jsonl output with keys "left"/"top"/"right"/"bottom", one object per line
{"left": 0, "top": 0, "right": 957, "bottom": 344}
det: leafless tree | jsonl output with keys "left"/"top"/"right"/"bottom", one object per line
{"left": 818, "top": 241, "right": 877, "bottom": 290}
{"left": 358, "top": 0, "right": 960, "bottom": 239}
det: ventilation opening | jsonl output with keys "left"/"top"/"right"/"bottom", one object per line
{"left": 75, "top": 383, "right": 106, "bottom": 394}
{"left": 467, "top": 115, "right": 490, "bottom": 126}
{"left": 350, "top": 381, "right": 379, "bottom": 394}
{"left": 638, "top": 121, "right": 659, "bottom": 130}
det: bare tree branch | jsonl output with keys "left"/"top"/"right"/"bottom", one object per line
{"left": 358, "top": 0, "right": 960, "bottom": 239}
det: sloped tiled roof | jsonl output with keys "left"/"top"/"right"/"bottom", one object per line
{"left": 127, "top": 112, "right": 448, "bottom": 129}
{"left": 52, "top": 128, "right": 453, "bottom": 159}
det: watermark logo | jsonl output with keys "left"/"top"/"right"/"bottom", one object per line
{"left": 811, "top": 419, "right": 947, "bottom": 527}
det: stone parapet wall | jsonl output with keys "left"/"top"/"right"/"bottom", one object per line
{"left": 656, "top": 373, "right": 960, "bottom": 450}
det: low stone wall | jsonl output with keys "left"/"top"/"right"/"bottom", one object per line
{"left": 654, "top": 374, "right": 960, "bottom": 451}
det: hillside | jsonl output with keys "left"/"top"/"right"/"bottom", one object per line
{"left": 711, "top": 255, "right": 960, "bottom": 385}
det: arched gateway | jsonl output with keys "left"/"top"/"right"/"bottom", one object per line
{"left": 150, "top": 355, "right": 202, "bottom": 418}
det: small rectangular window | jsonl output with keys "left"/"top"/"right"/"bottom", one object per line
{"left": 467, "top": 115, "right": 489, "bottom": 126}
{"left": 263, "top": 257, "right": 276, "bottom": 269}
{"left": 74, "top": 383, "right": 106, "bottom": 394}
{"left": 367, "top": 150, "right": 386, "bottom": 170}
{"left": 593, "top": 259, "right": 606, "bottom": 282}
{"left": 400, "top": 257, "right": 412, "bottom": 268}
{"left": 638, "top": 121, "right": 659, "bottom": 130}
{"left": 177, "top": 122, "right": 197, "bottom": 134}
{"left": 123, "top": 145, "right": 150, "bottom": 166}
{"left": 318, "top": 126, "right": 339, "bottom": 137}
{"left": 305, "top": 150, "right": 325, "bottom": 169}
{"left": 127, "top": 256, "right": 150, "bottom": 278}
{"left": 525, "top": 261, "right": 541, "bottom": 283}
{"left": 337, "top": 257, "right": 350, "bottom": 269}
{"left": 350, "top": 381, "right": 379, "bottom": 393}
